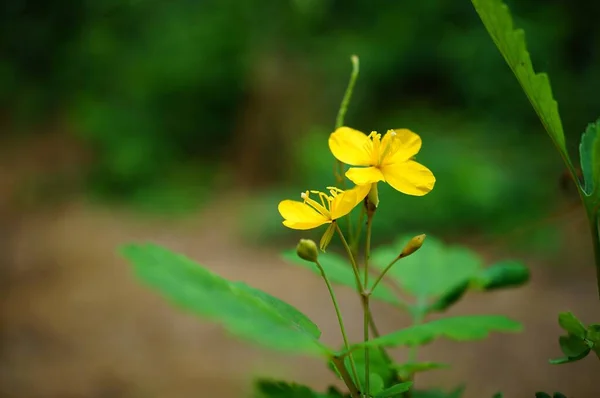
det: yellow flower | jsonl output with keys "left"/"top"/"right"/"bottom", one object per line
{"left": 329, "top": 127, "right": 436, "bottom": 196}
{"left": 278, "top": 184, "right": 370, "bottom": 250}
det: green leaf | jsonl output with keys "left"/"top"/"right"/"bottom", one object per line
{"left": 122, "top": 243, "right": 328, "bottom": 356}
{"left": 427, "top": 281, "right": 470, "bottom": 313}
{"left": 548, "top": 347, "right": 590, "bottom": 365}
{"left": 492, "top": 394, "right": 503, "bottom": 398}
{"left": 412, "top": 386, "right": 465, "bottom": 398}
{"left": 558, "top": 312, "right": 587, "bottom": 339}
{"left": 253, "top": 380, "right": 345, "bottom": 398}
{"left": 578, "top": 119, "right": 600, "bottom": 196}
{"left": 254, "top": 380, "right": 317, "bottom": 398}
{"left": 343, "top": 350, "right": 387, "bottom": 394}
{"left": 282, "top": 250, "right": 399, "bottom": 305}
{"left": 375, "top": 382, "right": 414, "bottom": 397}
{"left": 470, "top": 0, "right": 567, "bottom": 156}
{"left": 473, "top": 261, "right": 530, "bottom": 291}
{"left": 371, "top": 235, "right": 481, "bottom": 304}
{"left": 534, "top": 394, "right": 552, "bottom": 398}
{"left": 344, "top": 315, "right": 522, "bottom": 352}
{"left": 393, "top": 362, "right": 450, "bottom": 376}
{"left": 558, "top": 334, "right": 589, "bottom": 357}
{"left": 350, "top": 348, "right": 395, "bottom": 386}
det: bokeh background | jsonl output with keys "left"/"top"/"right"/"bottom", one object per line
{"left": 1, "top": 0, "right": 600, "bottom": 397}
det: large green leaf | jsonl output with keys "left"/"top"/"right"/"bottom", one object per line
{"left": 343, "top": 315, "right": 522, "bottom": 352}
{"left": 371, "top": 236, "right": 482, "bottom": 305}
{"left": 471, "top": 0, "right": 567, "bottom": 156}
{"left": 282, "top": 250, "right": 400, "bottom": 305}
{"left": 122, "top": 243, "right": 328, "bottom": 356}
{"left": 579, "top": 119, "right": 600, "bottom": 197}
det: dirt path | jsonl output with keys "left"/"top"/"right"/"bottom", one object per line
{"left": 1, "top": 193, "right": 599, "bottom": 398}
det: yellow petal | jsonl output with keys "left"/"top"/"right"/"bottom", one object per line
{"left": 330, "top": 184, "right": 369, "bottom": 219}
{"left": 381, "top": 160, "right": 436, "bottom": 196}
{"left": 384, "top": 129, "right": 422, "bottom": 165}
{"left": 329, "top": 127, "right": 373, "bottom": 166}
{"left": 278, "top": 200, "right": 329, "bottom": 229}
{"left": 346, "top": 166, "right": 385, "bottom": 185}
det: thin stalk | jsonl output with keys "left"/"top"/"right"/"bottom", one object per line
{"left": 362, "top": 215, "right": 373, "bottom": 395}
{"left": 335, "top": 223, "right": 364, "bottom": 293}
{"left": 371, "top": 256, "right": 402, "bottom": 293}
{"left": 331, "top": 356, "right": 361, "bottom": 398}
{"left": 315, "top": 259, "right": 361, "bottom": 394}
{"left": 333, "top": 55, "right": 360, "bottom": 243}
{"left": 335, "top": 55, "right": 360, "bottom": 130}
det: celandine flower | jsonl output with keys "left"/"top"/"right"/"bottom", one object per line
{"left": 329, "top": 127, "right": 436, "bottom": 196}
{"left": 278, "top": 184, "right": 369, "bottom": 250}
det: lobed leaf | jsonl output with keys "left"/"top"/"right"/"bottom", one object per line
{"left": 344, "top": 315, "right": 522, "bottom": 352}
{"left": 371, "top": 235, "right": 482, "bottom": 304}
{"left": 122, "top": 243, "right": 328, "bottom": 357}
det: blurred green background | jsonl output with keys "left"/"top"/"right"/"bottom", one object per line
{"left": 2, "top": 0, "right": 597, "bottom": 245}
{"left": 3, "top": 1, "right": 600, "bottom": 397}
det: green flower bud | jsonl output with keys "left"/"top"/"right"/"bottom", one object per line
{"left": 399, "top": 234, "right": 426, "bottom": 258}
{"left": 296, "top": 239, "right": 319, "bottom": 262}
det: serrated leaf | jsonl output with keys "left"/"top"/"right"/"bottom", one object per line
{"left": 473, "top": 261, "right": 530, "bottom": 291}
{"left": 558, "top": 312, "right": 587, "bottom": 339}
{"left": 122, "top": 243, "right": 328, "bottom": 356}
{"left": 343, "top": 315, "right": 522, "bottom": 352}
{"left": 471, "top": 0, "right": 567, "bottom": 156}
{"left": 282, "top": 250, "right": 399, "bottom": 305}
{"left": 558, "top": 334, "right": 589, "bottom": 357}
{"left": 578, "top": 119, "right": 600, "bottom": 196}
{"left": 375, "top": 382, "right": 414, "bottom": 397}
{"left": 393, "top": 362, "right": 450, "bottom": 376}
{"left": 371, "top": 235, "right": 481, "bottom": 303}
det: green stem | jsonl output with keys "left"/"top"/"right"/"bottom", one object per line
{"left": 333, "top": 55, "right": 360, "bottom": 242}
{"left": 370, "top": 256, "right": 402, "bottom": 293}
{"left": 315, "top": 259, "right": 361, "bottom": 394}
{"left": 335, "top": 223, "right": 364, "bottom": 293}
{"left": 335, "top": 55, "right": 360, "bottom": 130}
{"left": 362, "top": 215, "right": 373, "bottom": 395}
{"left": 331, "top": 356, "right": 361, "bottom": 398}
{"left": 587, "top": 209, "right": 600, "bottom": 300}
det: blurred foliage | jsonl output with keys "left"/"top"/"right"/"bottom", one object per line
{"left": 1, "top": 0, "right": 597, "bottom": 228}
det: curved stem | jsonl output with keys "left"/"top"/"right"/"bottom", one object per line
{"left": 315, "top": 259, "right": 361, "bottom": 395}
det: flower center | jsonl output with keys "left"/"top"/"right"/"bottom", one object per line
{"left": 301, "top": 190, "right": 332, "bottom": 218}
{"left": 367, "top": 130, "right": 398, "bottom": 166}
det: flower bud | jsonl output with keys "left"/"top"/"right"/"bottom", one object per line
{"left": 296, "top": 239, "right": 319, "bottom": 262}
{"left": 399, "top": 234, "right": 426, "bottom": 258}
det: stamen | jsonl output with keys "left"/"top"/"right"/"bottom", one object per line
{"left": 301, "top": 192, "right": 308, "bottom": 200}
